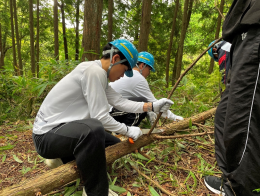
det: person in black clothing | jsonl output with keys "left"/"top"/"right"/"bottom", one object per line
{"left": 208, "top": 40, "right": 231, "bottom": 85}
{"left": 204, "top": 0, "right": 260, "bottom": 196}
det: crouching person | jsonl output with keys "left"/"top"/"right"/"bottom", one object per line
{"left": 110, "top": 51, "right": 183, "bottom": 127}
{"left": 32, "top": 39, "right": 173, "bottom": 196}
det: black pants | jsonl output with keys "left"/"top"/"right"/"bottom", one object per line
{"left": 33, "top": 119, "right": 120, "bottom": 196}
{"left": 110, "top": 97, "right": 147, "bottom": 126}
{"left": 215, "top": 27, "right": 260, "bottom": 196}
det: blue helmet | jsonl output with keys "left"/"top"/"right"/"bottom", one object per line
{"left": 110, "top": 39, "right": 138, "bottom": 77}
{"left": 138, "top": 52, "right": 155, "bottom": 72}
{"left": 208, "top": 40, "right": 222, "bottom": 62}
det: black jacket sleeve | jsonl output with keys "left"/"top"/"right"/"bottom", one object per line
{"left": 222, "top": 0, "right": 260, "bottom": 43}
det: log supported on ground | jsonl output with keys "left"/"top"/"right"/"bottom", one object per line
{"left": 0, "top": 108, "right": 216, "bottom": 196}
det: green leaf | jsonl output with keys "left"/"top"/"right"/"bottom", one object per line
{"left": 0, "top": 144, "right": 15, "bottom": 151}
{"left": 127, "top": 192, "right": 132, "bottom": 196}
{"left": 64, "top": 186, "right": 77, "bottom": 196}
{"left": 148, "top": 186, "right": 160, "bottom": 196}
{"left": 2, "top": 154, "right": 6, "bottom": 163}
{"left": 13, "top": 154, "right": 23, "bottom": 163}
{"left": 109, "top": 185, "right": 126, "bottom": 194}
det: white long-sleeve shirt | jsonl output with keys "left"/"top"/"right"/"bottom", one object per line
{"left": 33, "top": 60, "right": 144, "bottom": 135}
{"left": 110, "top": 70, "right": 175, "bottom": 118}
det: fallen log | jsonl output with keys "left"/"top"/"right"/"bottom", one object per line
{"left": 0, "top": 107, "right": 216, "bottom": 196}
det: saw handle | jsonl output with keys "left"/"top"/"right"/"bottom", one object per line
{"left": 129, "top": 138, "right": 134, "bottom": 144}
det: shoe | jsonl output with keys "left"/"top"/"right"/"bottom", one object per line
{"left": 204, "top": 176, "right": 225, "bottom": 195}
{"left": 82, "top": 187, "right": 87, "bottom": 196}
{"left": 109, "top": 189, "right": 118, "bottom": 196}
{"left": 44, "top": 158, "right": 63, "bottom": 169}
{"left": 82, "top": 187, "right": 118, "bottom": 196}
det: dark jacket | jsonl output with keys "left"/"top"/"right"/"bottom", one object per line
{"left": 222, "top": 0, "right": 260, "bottom": 43}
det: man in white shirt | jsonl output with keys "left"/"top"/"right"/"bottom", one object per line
{"left": 32, "top": 39, "right": 173, "bottom": 196}
{"left": 110, "top": 51, "right": 183, "bottom": 127}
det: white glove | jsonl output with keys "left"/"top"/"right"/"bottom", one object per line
{"left": 168, "top": 111, "right": 184, "bottom": 121}
{"left": 125, "top": 126, "right": 143, "bottom": 141}
{"left": 147, "top": 111, "right": 157, "bottom": 125}
{"left": 153, "top": 98, "right": 174, "bottom": 113}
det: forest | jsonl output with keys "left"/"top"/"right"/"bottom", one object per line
{"left": 0, "top": 0, "right": 233, "bottom": 195}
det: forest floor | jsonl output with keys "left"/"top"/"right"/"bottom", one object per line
{"left": 0, "top": 119, "right": 221, "bottom": 196}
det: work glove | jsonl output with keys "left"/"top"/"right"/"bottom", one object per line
{"left": 125, "top": 126, "right": 143, "bottom": 141}
{"left": 153, "top": 98, "right": 174, "bottom": 113}
{"left": 147, "top": 111, "right": 157, "bottom": 125}
{"left": 167, "top": 111, "right": 184, "bottom": 121}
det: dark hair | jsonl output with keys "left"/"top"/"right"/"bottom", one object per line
{"left": 101, "top": 43, "right": 130, "bottom": 68}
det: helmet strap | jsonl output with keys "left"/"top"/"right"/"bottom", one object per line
{"left": 136, "top": 63, "right": 146, "bottom": 75}
{"left": 106, "top": 46, "right": 127, "bottom": 78}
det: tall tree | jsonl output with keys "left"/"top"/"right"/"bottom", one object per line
{"left": 175, "top": 0, "right": 189, "bottom": 79}
{"left": 165, "top": 0, "right": 179, "bottom": 87}
{"left": 54, "top": 0, "right": 59, "bottom": 61}
{"left": 29, "top": 0, "right": 36, "bottom": 76}
{"left": 82, "top": 0, "right": 103, "bottom": 61}
{"left": 0, "top": 23, "right": 4, "bottom": 70}
{"left": 36, "top": 0, "right": 40, "bottom": 76}
{"left": 107, "top": 0, "right": 113, "bottom": 42}
{"left": 138, "top": 0, "right": 152, "bottom": 52}
{"left": 75, "top": 0, "right": 80, "bottom": 60}
{"left": 60, "top": 0, "right": 68, "bottom": 61}
{"left": 13, "top": 0, "right": 23, "bottom": 75}
{"left": 208, "top": 0, "right": 225, "bottom": 74}
{"left": 9, "top": 0, "right": 18, "bottom": 75}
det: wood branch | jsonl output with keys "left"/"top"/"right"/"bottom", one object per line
{"left": 148, "top": 37, "right": 222, "bottom": 135}
{"left": 0, "top": 108, "right": 216, "bottom": 196}
{"left": 153, "top": 131, "right": 214, "bottom": 139}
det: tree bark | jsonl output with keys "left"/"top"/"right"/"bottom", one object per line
{"left": 165, "top": 0, "right": 179, "bottom": 87}
{"left": 61, "top": 0, "right": 69, "bottom": 61}
{"left": 29, "top": 0, "right": 36, "bottom": 76}
{"left": 13, "top": 0, "right": 23, "bottom": 76}
{"left": 172, "top": 46, "right": 179, "bottom": 85}
{"left": 208, "top": 0, "right": 225, "bottom": 74}
{"left": 0, "top": 23, "right": 4, "bottom": 70}
{"left": 175, "top": 0, "right": 189, "bottom": 79}
{"left": 36, "top": 0, "right": 40, "bottom": 77}
{"left": 54, "top": 0, "right": 59, "bottom": 61}
{"left": 9, "top": 0, "right": 18, "bottom": 75}
{"left": 134, "top": 0, "right": 141, "bottom": 42}
{"left": 138, "top": 0, "right": 152, "bottom": 52}
{"left": 107, "top": 0, "right": 113, "bottom": 42}
{"left": 81, "top": 0, "right": 103, "bottom": 61}
{"left": 75, "top": 0, "right": 80, "bottom": 60}
{"left": 0, "top": 108, "right": 216, "bottom": 196}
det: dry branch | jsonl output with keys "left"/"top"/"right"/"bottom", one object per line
{"left": 0, "top": 108, "right": 216, "bottom": 196}
{"left": 153, "top": 131, "right": 214, "bottom": 139}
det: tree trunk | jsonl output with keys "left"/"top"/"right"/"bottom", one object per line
{"left": 138, "top": 0, "right": 152, "bottom": 52}
{"left": 0, "top": 108, "right": 216, "bottom": 196}
{"left": 172, "top": 46, "right": 179, "bottom": 85}
{"left": 0, "top": 23, "right": 4, "bottom": 70}
{"left": 61, "top": 0, "right": 69, "bottom": 61}
{"left": 81, "top": 0, "right": 103, "bottom": 61}
{"left": 165, "top": 0, "right": 179, "bottom": 87}
{"left": 107, "top": 0, "right": 113, "bottom": 42}
{"left": 54, "top": 0, "right": 59, "bottom": 61}
{"left": 185, "top": 0, "right": 193, "bottom": 31}
{"left": 134, "top": 0, "right": 141, "bottom": 42}
{"left": 208, "top": 0, "right": 225, "bottom": 74}
{"left": 175, "top": 0, "right": 189, "bottom": 79}
{"left": 36, "top": 0, "right": 40, "bottom": 77}
{"left": 75, "top": 0, "right": 80, "bottom": 60}
{"left": 13, "top": 0, "right": 23, "bottom": 76}
{"left": 9, "top": 0, "right": 18, "bottom": 75}
{"left": 29, "top": 0, "right": 36, "bottom": 76}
